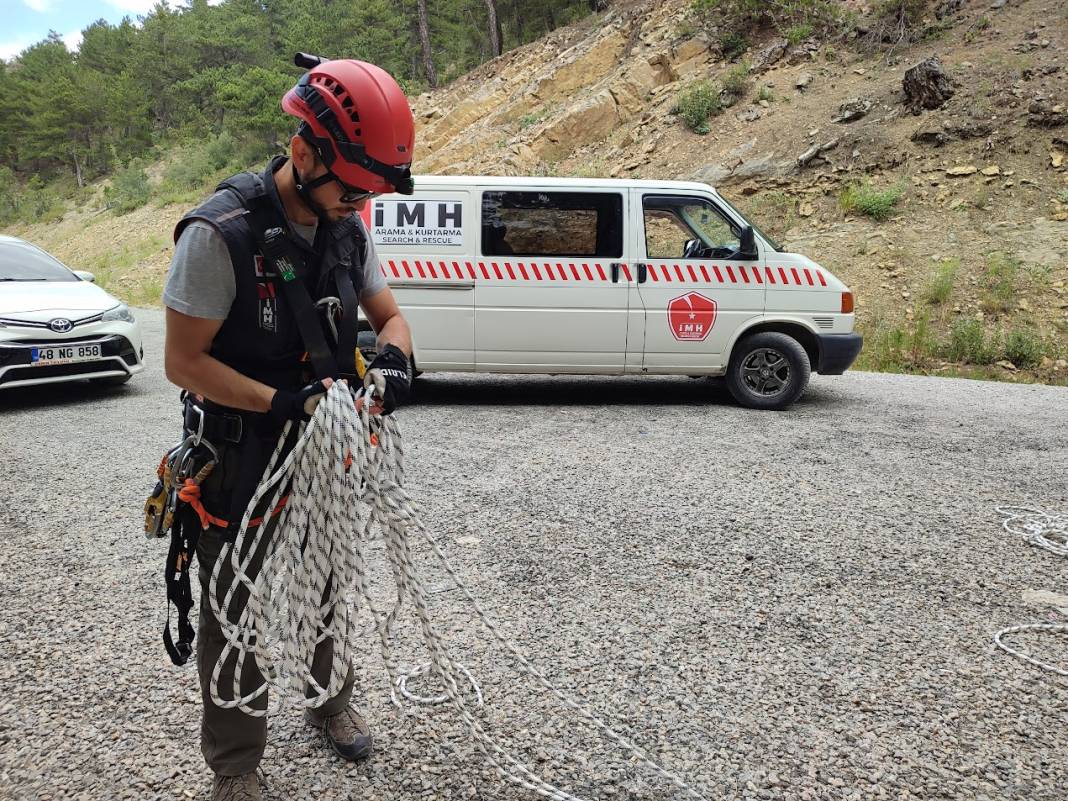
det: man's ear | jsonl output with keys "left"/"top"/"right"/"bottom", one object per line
{"left": 291, "top": 134, "right": 318, "bottom": 173}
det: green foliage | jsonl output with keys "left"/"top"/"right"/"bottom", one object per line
{"left": 519, "top": 111, "right": 545, "bottom": 130}
{"left": 720, "top": 63, "right": 751, "bottom": 103}
{"left": 757, "top": 84, "right": 774, "bottom": 103}
{"left": 673, "top": 80, "right": 723, "bottom": 135}
{"left": 923, "top": 259, "right": 957, "bottom": 305}
{"left": 981, "top": 251, "right": 1019, "bottom": 314}
{"left": 719, "top": 32, "right": 749, "bottom": 60}
{"left": 104, "top": 161, "right": 151, "bottom": 215}
{"left": 839, "top": 182, "right": 903, "bottom": 221}
{"left": 0, "top": 166, "right": 18, "bottom": 224}
{"left": 786, "top": 23, "right": 814, "bottom": 45}
{"left": 1003, "top": 328, "right": 1045, "bottom": 368}
{"left": 691, "top": 0, "right": 845, "bottom": 45}
{"left": 0, "top": 0, "right": 596, "bottom": 186}
{"left": 945, "top": 319, "right": 998, "bottom": 364}
{"left": 869, "top": 0, "right": 932, "bottom": 44}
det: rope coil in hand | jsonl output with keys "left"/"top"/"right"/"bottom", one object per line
{"left": 207, "top": 381, "right": 708, "bottom": 800}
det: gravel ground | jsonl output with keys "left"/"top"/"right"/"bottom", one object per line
{"left": 1, "top": 307, "right": 1067, "bottom": 801}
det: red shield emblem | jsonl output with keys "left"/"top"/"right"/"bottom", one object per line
{"left": 668, "top": 292, "right": 717, "bottom": 341}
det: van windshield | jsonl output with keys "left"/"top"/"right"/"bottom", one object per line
{"left": 715, "top": 193, "right": 782, "bottom": 252}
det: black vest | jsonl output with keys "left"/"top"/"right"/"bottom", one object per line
{"left": 174, "top": 156, "right": 365, "bottom": 392}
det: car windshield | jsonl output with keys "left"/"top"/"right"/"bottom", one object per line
{"left": 715, "top": 193, "right": 782, "bottom": 252}
{"left": 0, "top": 241, "right": 78, "bottom": 281}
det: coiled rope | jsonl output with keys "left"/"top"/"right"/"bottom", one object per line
{"left": 992, "top": 505, "right": 1068, "bottom": 677}
{"left": 207, "top": 380, "right": 708, "bottom": 801}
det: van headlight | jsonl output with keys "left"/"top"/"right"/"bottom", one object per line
{"left": 101, "top": 303, "right": 135, "bottom": 323}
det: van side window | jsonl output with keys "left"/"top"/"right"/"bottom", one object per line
{"left": 482, "top": 191, "right": 623, "bottom": 258}
{"left": 643, "top": 195, "right": 739, "bottom": 260}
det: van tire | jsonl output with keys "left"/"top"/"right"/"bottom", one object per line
{"left": 726, "top": 332, "right": 810, "bottom": 410}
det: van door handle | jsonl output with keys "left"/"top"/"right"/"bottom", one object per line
{"left": 610, "top": 263, "right": 621, "bottom": 283}
{"left": 637, "top": 263, "right": 647, "bottom": 284}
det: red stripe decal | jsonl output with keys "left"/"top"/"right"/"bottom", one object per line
{"left": 686, "top": 265, "right": 699, "bottom": 282}
{"left": 803, "top": 268, "right": 814, "bottom": 286}
{"left": 752, "top": 265, "right": 762, "bottom": 284}
{"left": 817, "top": 269, "right": 827, "bottom": 287}
{"left": 739, "top": 265, "right": 750, "bottom": 284}
{"left": 390, "top": 261, "right": 400, "bottom": 278}
{"left": 569, "top": 263, "right": 580, "bottom": 280}
{"left": 492, "top": 262, "right": 503, "bottom": 280}
{"left": 712, "top": 265, "right": 724, "bottom": 283}
{"left": 778, "top": 267, "right": 789, "bottom": 284}
{"left": 557, "top": 263, "right": 568, "bottom": 280}
{"left": 402, "top": 260, "right": 413, "bottom": 278}
{"left": 545, "top": 263, "right": 555, "bottom": 280}
{"left": 595, "top": 263, "right": 606, "bottom": 281}
{"left": 582, "top": 263, "right": 594, "bottom": 281}
{"left": 673, "top": 264, "right": 684, "bottom": 282}
{"left": 726, "top": 265, "right": 737, "bottom": 283}
{"left": 414, "top": 261, "right": 426, "bottom": 278}
{"left": 791, "top": 267, "right": 801, "bottom": 285}
{"left": 531, "top": 263, "right": 543, "bottom": 280}
{"left": 427, "top": 261, "right": 439, "bottom": 278}
{"left": 661, "top": 265, "right": 672, "bottom": 282}
{"left": 465, "top": 262, "right": 475, "bottom": 279}
{"left": 699, "top": 265, "right": 711, "bottom": 283}
{"left": 518, "top": 262, "right": 529, "bottom": 280}
{"left": 438, "top": 261, "right": 451, "bottom": 279}
{"left": 479, "top": 262, "right": 490, "bottom": 280}
{"left": 764, "top": 266, "right": 776, "bottom": 284}
{"left": 649, "top": 264, "right": 659, "bottom": 281}
{"left": 621, "top": 264, "right": 632, "bottom": 281}
{"left": 504, "top": 262, "right": 516, "bottom": 280}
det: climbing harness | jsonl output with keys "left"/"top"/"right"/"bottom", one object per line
{"left": 992, "top": 505, "right": 1068, "bottom": 677}
{"left": 206, "top": 380, "right": 709, "bottom": 801}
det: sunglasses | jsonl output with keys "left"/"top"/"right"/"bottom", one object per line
{"left": 303, "top": 167, "right": 378, "bottom": 203}
{"left": 331, "top": 173, "right": 378, "bottom": 204}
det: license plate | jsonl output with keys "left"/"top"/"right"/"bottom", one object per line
{"left": 30, "top": 343, "right": 102, "bottom": 366}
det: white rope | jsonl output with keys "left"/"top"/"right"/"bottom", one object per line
{"left": 992, "top": 505, "right": 1068, "bottom": 677}
{"left": 207, "top": 380, "right": 708, "bottom": 801}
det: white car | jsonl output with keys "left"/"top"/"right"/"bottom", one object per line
{"left": 0, "top": 235, "right": 145, "bottom": 390}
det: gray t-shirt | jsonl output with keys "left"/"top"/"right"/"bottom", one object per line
{"left": 163, "top": 204, "right": 386, "bottom": 320}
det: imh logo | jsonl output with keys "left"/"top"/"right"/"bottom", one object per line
{"left": 667, "top": 292, "right": 717, "bottom": 342}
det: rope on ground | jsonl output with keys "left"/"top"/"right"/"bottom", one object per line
{"left": 207, "top": 380, "right": 708, "bottom": 801}
{"left": 992, "top": 505, "right": 1068, "bottom": 677}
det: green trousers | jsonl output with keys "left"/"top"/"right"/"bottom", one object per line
{"left": 195, "top": 522, "right": 355, "bottom": 776}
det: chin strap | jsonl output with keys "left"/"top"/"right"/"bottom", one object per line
{"left": 292, "top": 163, "right": 332, "bottom": 222}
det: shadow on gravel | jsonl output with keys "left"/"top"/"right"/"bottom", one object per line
{"left": 412, "top": 374, "right": 734, "bottom": 407}
{"left": 413, "top": 373, "right": 844, "bottom": 409}
{"left": 0, "top": 379, "right": 156, "bottom": 412}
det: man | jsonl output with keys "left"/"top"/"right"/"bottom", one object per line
{"left": 162, "top": 58, "right": 415, "bottom": 801}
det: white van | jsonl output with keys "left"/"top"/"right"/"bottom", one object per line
{"left": 362, "top": 177, "right": 862, "bottom": 410}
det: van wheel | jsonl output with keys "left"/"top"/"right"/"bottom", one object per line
{"left": 726, "top": 332, "right": 810, "bottom": 410}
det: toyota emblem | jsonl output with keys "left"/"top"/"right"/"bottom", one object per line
{"left": 49, "top": 318, "right": 73, "bottom": 333}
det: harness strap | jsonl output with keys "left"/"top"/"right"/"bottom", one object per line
{"left": 163, "top": 507, "right": 200, "bottom": 666}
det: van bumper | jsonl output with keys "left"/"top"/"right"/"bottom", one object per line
{"left": 815, "top": 333, "right": 863, "bottom": 374}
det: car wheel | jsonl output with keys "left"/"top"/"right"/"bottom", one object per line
{"left": 92, "top": 374, "right": 133, "bottom": 387}
{"left": 726, "top": 332, "right": 810, "bottom": 410}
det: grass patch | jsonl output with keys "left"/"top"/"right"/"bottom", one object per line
{"left": 518, "top": 111, "right": 545, "bottom": 130}
{"left": 1003, "top": 328, "right": 1045, "bottom": 367}
{"left": 732, "top": 190, "right": 797, "bottom": 241}
{"left": 82, "top": 233, "right": 170, "bottom": 306}
{"left": 839, "top": 182, "right": 903, "bottom": 221}
{"left": 757, "top": 84, "right": 774, "bottom": 103}
{"left": 104, "top": 161, "right": 151, "bottom": 215}
{"left": 944, "top": 318, "right": 999, "bottom": 364}
{"left": 980, "top": 251, "right": 1019, "bottom": 314}
{"left": 720, "top": 63, "right": 751, "bottom": 105}
{"left": 923, "top": 258, "right": 958, "bottom": 305}
{"left": 786, "top": 22, "right": 814, "bottom": 45}
{"left": 719, "top": 32, "right": 749, "bottom": 60}
{"left": 673, "top": 80, "right": 723, "bottom": 134}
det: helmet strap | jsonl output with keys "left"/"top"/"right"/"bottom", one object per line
{"left": 292, "top": 163, "right": 332, "bottom": 222}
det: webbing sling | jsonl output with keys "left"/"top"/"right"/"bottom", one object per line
{"left": 163, "top": 505, "right": 201, "bottom": 665}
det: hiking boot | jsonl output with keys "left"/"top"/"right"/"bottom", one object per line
{"left": 306, "top": 705, "right": 373, "bottom": 761}
{"left": 210, "top": 772, "right": 262, "bottom": 801}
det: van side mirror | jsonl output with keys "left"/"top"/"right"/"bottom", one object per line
{"left": 738, "top": 225, "right": 758, "bottom": 260}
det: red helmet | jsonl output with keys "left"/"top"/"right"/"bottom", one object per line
{"left": 282, "top": 59, "right": 415, "bottom": 195}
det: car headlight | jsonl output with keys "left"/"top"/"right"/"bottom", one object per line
{"left": 101, "top": 303, "right": 135, "bottom": 323}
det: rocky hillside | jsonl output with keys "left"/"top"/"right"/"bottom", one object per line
{"left": 6, "top": 0, "right": 1068, "bottom": 380}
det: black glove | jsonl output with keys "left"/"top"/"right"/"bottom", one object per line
{"left": 364, "top": 344, "right": 412, "bottom": 415}
{"left": 268, "top": 380, "right": 327, "bottom": 425}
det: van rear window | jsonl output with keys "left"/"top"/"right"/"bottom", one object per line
{"left": 481, "top": 191, "right": 623, "bottom": 258}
